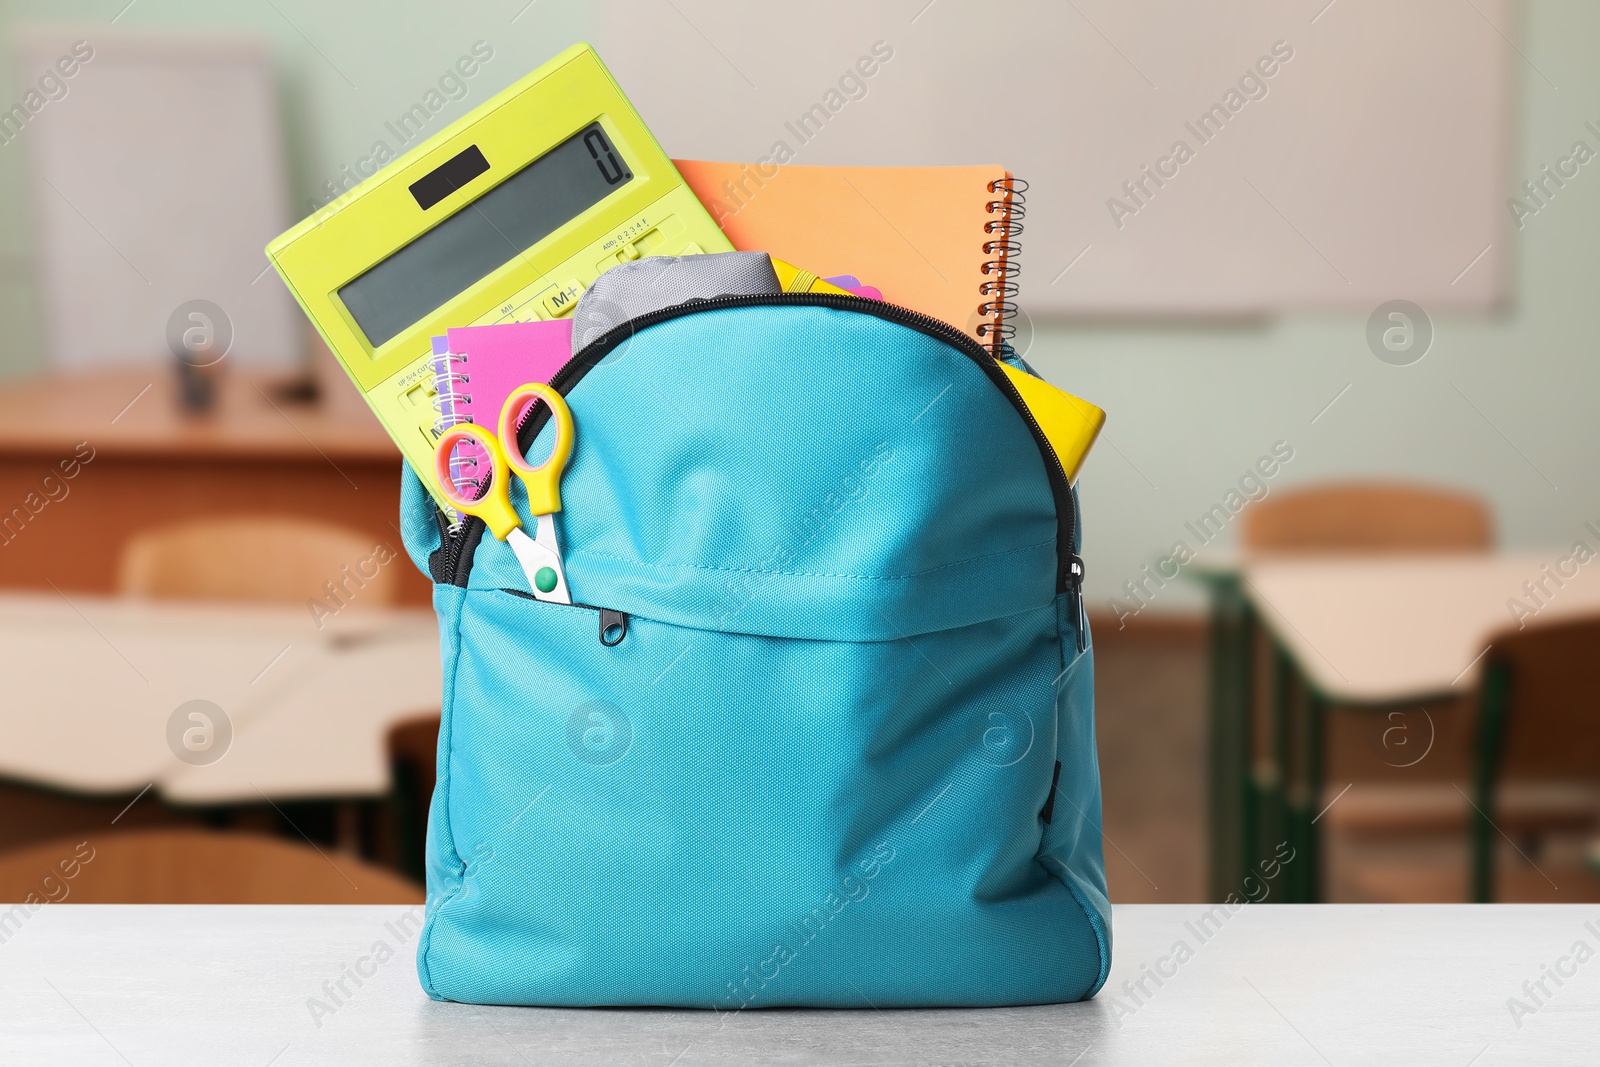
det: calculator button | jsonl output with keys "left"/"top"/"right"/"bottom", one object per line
{"left": 540, "top": 278, "right": 585, "bottom": 318}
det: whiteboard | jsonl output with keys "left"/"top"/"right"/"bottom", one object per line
{"left": 601, "top": 0, "right": 1511, "bottom": 314}
{"left": 16, "top": 30, "right": 300, "bottom": 370}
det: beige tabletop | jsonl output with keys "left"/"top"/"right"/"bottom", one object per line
{"left": 162, "top": 632, "right": 442, "bottom": 803}
{"left": 1240, "top": 552, "right": 1600, "bottom": 703}
{"left": 0, "top": 593, "right": 439, "bottom": 800}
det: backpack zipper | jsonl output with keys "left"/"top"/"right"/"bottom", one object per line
{"left": 498, "top": 588, "right": 629, "bottom": 646}
{"left": 430, "top": 293, "right": 1081, "bottom": 610}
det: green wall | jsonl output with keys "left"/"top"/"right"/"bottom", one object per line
{"left": 1044, "top": 1, "right": 1600, "bottom": 613}
{"left": 1, "top": 0, "right": 1592, "bottom": 613}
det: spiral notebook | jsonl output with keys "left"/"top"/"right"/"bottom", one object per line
{"left": 674, "top": 161, "right": 1024, "bottom": 353}
{"left": 677, "top": 161, "right": 1102, "bottom": 481}
{"left": 433, "top": 319, "right": 574, "bottom": 431}
{"left": 431, "top": 319, "right": 575, "bottom": 501}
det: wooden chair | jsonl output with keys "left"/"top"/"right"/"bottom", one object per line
{"left": 1471, "top": 615, "right": 1600, "bottom": 901}
{"left": 0, "top": 829, "right": 422, "bottom": 903}
{"left": 118, "top": 515, "right": 399, "bottom": 605}
{"left": 1241, "top": 481, "right": 1492, "bottom": 554}
{"left": 1332, "top": 616, "right": 1600, "bottom": 902}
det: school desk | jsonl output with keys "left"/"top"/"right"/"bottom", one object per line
{"left": 0, "top": 593, "right": 438, "bottom": 801}
{"left": 161, "top": 631, "right": 442, "bottom": 804}
{"left": 1200, "top": 552, "right": 1600, "bottom": 902}
{"left": 0, "top": 904, "right": 1590, "bottom": 1064}
{"left": 0, "top": 369, "right": 430, "bottom": 606}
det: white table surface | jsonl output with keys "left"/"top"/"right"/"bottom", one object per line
{"left": 0, "top": 594, "right": 440, "bottom": 802}
{"left": 0, "top": 904, "right": 1591, "bottom": 1065}
{"left": 1240, "top": 553, "right": 1600, "bottom": 703}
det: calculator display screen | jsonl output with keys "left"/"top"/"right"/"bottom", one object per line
{"left": 338, "top": 121, "right": 633, "bottom": 348}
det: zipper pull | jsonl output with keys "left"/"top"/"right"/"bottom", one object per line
{"left": 1067, "top": 553, "right": 1087, "bottom": 653}
{"left": 598, "top": 608, "right": 628, "bottom": 647}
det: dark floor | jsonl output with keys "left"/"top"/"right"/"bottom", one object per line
{"left": 1088, "top": 617, "right": 1600, "bottom": 905}
{"left": 1090, "top": 619, "right": 1207, "bottom": 903}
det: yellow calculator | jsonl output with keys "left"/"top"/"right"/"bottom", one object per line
{"left": 266, "top": 43, "right": 732, "bottom": 510}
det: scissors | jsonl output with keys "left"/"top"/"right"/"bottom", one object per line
{"left": 434, "top": 382, "right": 575, "bottom": 604}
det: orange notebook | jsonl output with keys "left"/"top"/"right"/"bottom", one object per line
{"left": 674, "top": 161, "right": 1021, "bottom": 351}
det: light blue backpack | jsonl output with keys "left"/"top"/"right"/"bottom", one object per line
{"left": 398, "top": 294, "right": 1110, "bottom": 1008}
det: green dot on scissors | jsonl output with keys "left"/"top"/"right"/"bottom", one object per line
{"left": 534, "top": 567, "right": 558, "bottom": 594}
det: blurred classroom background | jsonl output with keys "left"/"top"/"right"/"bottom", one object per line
{"left": 0, "top": 0, "right": 1597, "bottom": 909}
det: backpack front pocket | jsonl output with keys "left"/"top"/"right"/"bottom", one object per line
{"left": 419, "top": 586, "right": 1103, "bottom": 1008}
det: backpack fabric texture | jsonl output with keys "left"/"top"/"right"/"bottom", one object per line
{"left": 398, "top": 297, "right": 1110, "bottom": 1009}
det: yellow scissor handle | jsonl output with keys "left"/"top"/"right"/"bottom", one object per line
{"left": 497, "top": 383, "right": 574, "bottom": 518}
{"left": 433, "top": 422, "right": 520, "bottom": 541}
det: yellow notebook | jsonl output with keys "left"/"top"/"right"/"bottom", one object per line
{"left": 676, "top": 161, "right": 1104, "bottom": 481}
{"left": 996, "top": 361, "right": 1106, "bottom": 484}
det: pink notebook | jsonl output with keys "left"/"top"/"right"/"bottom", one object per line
{"left": 433, "top": 319, "right": 574, "bottom": 496}
{"left": 439, "top": 319, "right": 574, "bottom": 426}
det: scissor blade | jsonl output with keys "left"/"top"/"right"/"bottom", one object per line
{"left": 508, "top": 524, "right": 572, "bottom": 604}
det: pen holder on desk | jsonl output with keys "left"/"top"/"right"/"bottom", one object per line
{"left": 166, "top": 299, "right": 232, "bottom": 416}
{"left": 174, "top": 357, "right": 225, "bottom": 415}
